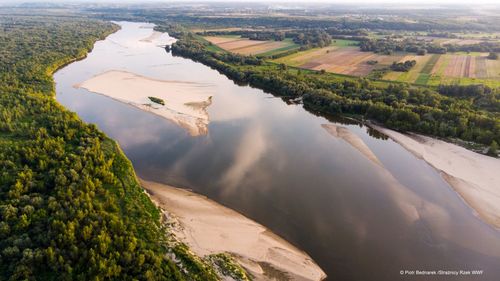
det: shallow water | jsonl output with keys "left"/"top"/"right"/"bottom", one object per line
{"left": 55, "top": 22, "right": 500, "bottom": 281}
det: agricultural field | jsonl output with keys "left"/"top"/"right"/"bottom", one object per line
{"left": 205, "top": 33, "right": 500, "bottom": 87}
{"left": 410, "top": 36, "right": 486, "bottom": 45}
{"left": 433, "top": 38, "right": 484, "bottom": 45}
{"left": 204, "top": 36, "right": 298, "bottom": 56}
{"left": 274, "top": 41, "right": 403, "bottom": 76}
{"left": 384, "top": 52, "right": 500, "bottom": 87}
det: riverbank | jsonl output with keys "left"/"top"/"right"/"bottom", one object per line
{"left": 369, "top": 124, "right": 500, "bottom": 229}
{"left": 140, "top": 179, "right": 327, "bottom": 281}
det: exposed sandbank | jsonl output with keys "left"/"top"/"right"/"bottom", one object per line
{"left": 369, "top": 124, "right": 500, "bottom": 229}
{"left": 140, "top": 31, "right": 162, "bottom": 43}
{"left": 322, "top": 123, "right": 439, "bottom": 225}
{"left": 75, "top": 70, "right": 214, "bottom": 136}
{"left": 322, "top": 123, "right": 500, "bottom": 255}
{"left": 140, "top": 179, "right": 327, "bottom": 281}
{"left": 322, "top": 124, "right": 383, "bottom": 166}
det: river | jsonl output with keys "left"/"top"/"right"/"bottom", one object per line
{"left": 54, "top": 22, "right": 500, "bottom": 281}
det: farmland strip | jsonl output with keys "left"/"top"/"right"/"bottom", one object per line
{"left": 421, "top": 54, "right": 440, "bottom": 74}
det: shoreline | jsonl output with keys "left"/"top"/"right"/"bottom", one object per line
{"left": 140, "top": 178, "right": 327, "bottom": 281}
{"left": 369, "top": 124, "right": 500, "bottom": 230}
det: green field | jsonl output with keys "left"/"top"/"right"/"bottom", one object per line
{"left": 330, "top": 39, "right": 359, "bottom": 47}
{"left": 257, "top": 38, "right": 300, "bottom": 57}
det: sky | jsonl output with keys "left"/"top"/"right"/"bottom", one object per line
{"left": 1, "top": 0, "right": 499, "bottom": 5}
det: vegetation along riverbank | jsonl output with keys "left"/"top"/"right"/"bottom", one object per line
{"left": 0, "top": 15, "right": 258, "bottom": 280}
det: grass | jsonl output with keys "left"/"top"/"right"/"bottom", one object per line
{"left": 207, "top": 253, "right": 251, "bottom": 281}
{"left": 272, "top": 45, "right": 338, "bottom": 66}
{"left": 438, "top": 77, "right": 500, "bottom": 88}
{"left": 272, "top": 40, "right": 359, "bottom": 66}
{"left": 257, "top": 38, "right": 299, "bottom": 57}
{"left": 330, "top": 39, "right": 359, "bottom": 47}
{"left": 421, "top": 54, "right": 441, "bottom": 74}
{"left": 195, "top": 35, "right": 227, "bottom": 53}
{"left": 206, "top": 43, "right": 226, "bottom": 52}
{"left": 415, "top": 73, "right": 431, "bottom": 85}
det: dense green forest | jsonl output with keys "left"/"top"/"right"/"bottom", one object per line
{"left": 165, "top": 28, "right": 500, "bottom": 149}
{"left": 0, "top": 15, "right": 239, "bottom": 281}
{"left": 359, "top": 37, "right": 500, "bottom": 55}
{"left": 102, "top": 12, "right": 500, "bottom": 32}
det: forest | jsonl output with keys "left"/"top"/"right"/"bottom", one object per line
{"left": 390, "top": 60, "right": 417, "bottom": 72}
{"left": 360, "top": 37, "right": 500, "bottom": 55}
{"left": 0, "top": 15, "right": 234, "bottom": 281}
{"left": 360, "top": 38, "right": 448, "bottom": 55}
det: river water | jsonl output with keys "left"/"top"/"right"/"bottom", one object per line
{"left": 55, "top": 22, "right": 500, "bottom": 281}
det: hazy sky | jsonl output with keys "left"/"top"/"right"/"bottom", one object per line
{"left": 1, "top": 0, "right": 499, "bottom": 6}
{"left": 2, "top": 0, "right": 499, "bottom": 3}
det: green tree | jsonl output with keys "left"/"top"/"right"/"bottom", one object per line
{"left": 487, "top": 140, "right": 498, "bottom": 156}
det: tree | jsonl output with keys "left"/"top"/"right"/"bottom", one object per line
{"left": 417, "top": 48, "right": 427, "bottom": 56}
{"left": 487, "top": 140, "right": 498, "bottom": 156}
{"left": 487, "top": 52, "right": 498, "bottom": 60}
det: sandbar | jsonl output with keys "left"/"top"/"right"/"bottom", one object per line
{"left": 140, "top": 179, "right": 327, "bottom": 281}
{"left": 75, "top": 70, "right": 214, "bottom": 136}
{"left": 369, "top": 123, "right": 500, "bottom": 229}
{"left": 322, "top": 124, "right": 383, "bottom": 166}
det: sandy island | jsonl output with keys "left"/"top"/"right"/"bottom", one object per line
{"left": 140, "top": 31, "right": 162, "bottom": 43}
{"left": 368, "top": 124, "right": 500, "bottom": 229}
{"left": 140, "top": 179, "right": 327, "bottom": 281}
{"left": 75, "top": 70, "right": 214, "bottom": 136}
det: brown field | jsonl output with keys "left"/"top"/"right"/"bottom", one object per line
{"left": 439, "top": 38, "right": 483, "bottom": 45}
{"left": 204, "top": 36, "right": 291, "bottom": 55}
{"left": 278, "top": 46, "right": 403, "bottom": 76}
{"left": 474, "top": 57, "right": 488, "bottom": 78}
{"left": 235, "top": 41, "right": 291, "bottom": 55}
{"left": 278, "top": 46, "right": 338, "bottom": 66}
{"left": 443, "top": 55, "right": 468, "bottom": 77}
{"left": 191, "top": 27, "right": 246, "bottom": 33}
{"left": 204, "top": 36, "right": 241, "bottom": 44}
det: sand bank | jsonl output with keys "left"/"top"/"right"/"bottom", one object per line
{"left": 369, "top": 124, "right": 500, "bottom": 229}
{"left": 321, "top": 124, "right": 500, "bottom": 255}
{"left": 140, "top": 179, "right": 327, "bottom": 281}
{"left": 322, "top": 124, "right": 383, "bottom": 166}
{"left": 75, "top": 70, "right": 214, "bottom": 136}
{"left": 322, "top": 123, "right": 438, "bottom": 224}
{"left": 140, "top": 31, "right": 162, "bottom": 43}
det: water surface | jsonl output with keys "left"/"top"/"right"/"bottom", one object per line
{"left": 55, "top": 22, "right": 500, "bottom": 281}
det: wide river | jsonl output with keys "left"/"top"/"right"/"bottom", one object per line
{"left": 55, "top": 22, "right": 500, "bottom": 281}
